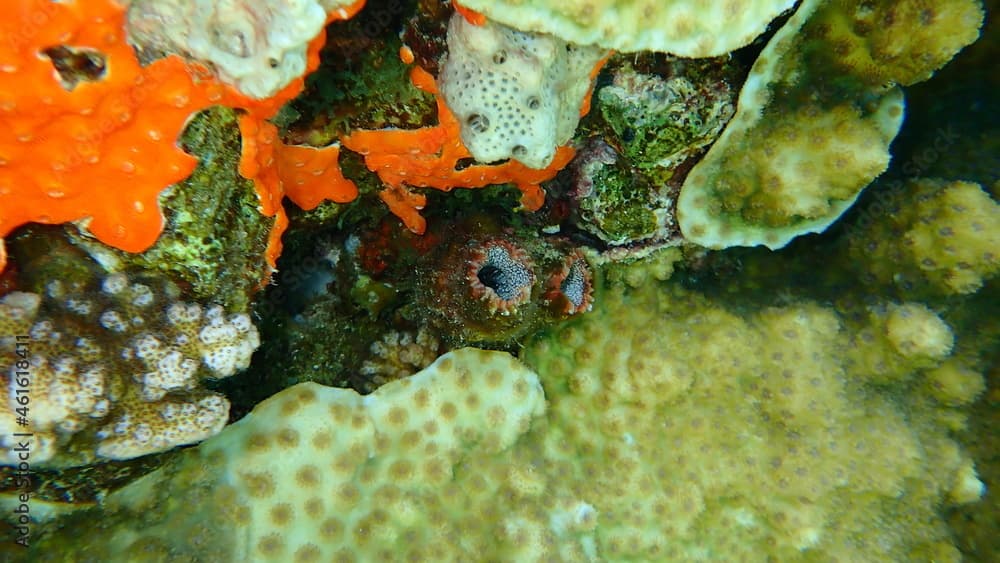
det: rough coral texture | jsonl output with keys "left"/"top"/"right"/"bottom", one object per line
{"left": 359, "top": 327, "right": 441, "bottom": 391}
{"left": 804, "top": 0, "right": 985, "bottom": 88}
{"left": 454, "top": 0, "right": 797, "bottom": 56}
{"left": 30, "top": 285, "right": 987, "bottom": 560}
{"left": 514, "top": 284, "right": 984, "bottom": 560}
{"left": 438, "top": 13, "right": 608, "bottom": 169}
{"left": 126, "top": 0, "right": 366, "bottom": 99}
{"left": 33, "top": 348, "right": 545, "bottom": 560}
{"left": 848, "top": 178, "right": 1000, "bottom": 297}
{"left": 0, "top": 273, "right": 259, "bottom": 466}
{"left": 677, "top": 0, "right": 983, "bottom": 250}
{"left": 844, "top": 302, "right": 956, "bottom": 385}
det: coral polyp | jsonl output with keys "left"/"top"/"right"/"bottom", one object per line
{"left": 419, "top": 235, "right": 539, "bottom": 344}
{"left": 544, "top": 251, "right": 594, "bottom": 316}
{"left": 467, "top": 240, "right": 535, "bottom": 315}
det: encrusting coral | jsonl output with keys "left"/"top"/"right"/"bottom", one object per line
{"left": 28, "top": 280, "right": 988, "bottom": 560}
{"left": 676, "top": 0, "right": 984, "bottom": 249}
{"left": 452, "top": 0, "right": 797, "bottom": 56}
{"left": 31, "top": 348, "right": 546, "bottom": 560}
{"left": 0, "top": 272, "right": 259, "bottom": 466}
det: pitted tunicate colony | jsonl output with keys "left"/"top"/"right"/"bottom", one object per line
{"left": 438, "top": 13, "right": 608, "bottom": 169}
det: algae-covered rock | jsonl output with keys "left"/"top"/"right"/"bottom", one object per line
{"left": 560, "top": 59, "right": 734, "bottom": 248}
{"left": 30, "top": 349, "right": 545, "bottom": 561}
{"left": 79, "top": 107, "right": 275, "bottom": 313}
{"left": 598, "top": 64, "right": 733, "bottom": 173}
{"left": 677, "top": 0, "right": 984, "bottom": 250}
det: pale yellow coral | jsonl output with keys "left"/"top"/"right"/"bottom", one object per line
{"left": 677, "top": 0, "right": 905, "bottom": 249}
{"left": 517, "top": 286, "right": 979, "bottom": 558}
{"left": 923, "top": 359, "right": 986, "bottom": 407}
{"left": 677, "top": 0, "right": 983, "bottom": 249}
{"left": 34, "top": 284, "right": 986, "bottom": 560}
{"left": 845, "top": 302, "right": 954, "bottom": 385}
{"left": 34, "top": 348, "right": 545, "bottom": 560}
{"left": 454, "top": 0, "right": 797, "bottom": 57}
{"left": 902, "top": 179, "right": 1000, "bottom": 293}
{"left": 885, "top": 303, "right": 955, "bottom": 359}
{"left": 807, "top": 0, "right": 985, "bottom": 87}
{"left": 848, "top": 178, "right": 1000, "bottom": 296}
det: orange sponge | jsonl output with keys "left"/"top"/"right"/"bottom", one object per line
{"left": 0, "top": 0, "right": 366, "bottom": 273}
{"left": 342, "top": 67, "right": 574, "bottom": 234}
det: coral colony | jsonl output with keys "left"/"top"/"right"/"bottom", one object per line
{"left": 0, "top": 0, "right": 998, "bottom": 560}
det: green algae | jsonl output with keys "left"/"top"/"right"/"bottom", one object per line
{"left": 106, "top": 107, "right": 273, "bottom": 313}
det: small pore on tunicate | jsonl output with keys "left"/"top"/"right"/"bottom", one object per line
{"left": 467, "top": 113, "right": 490, "bottom": 133}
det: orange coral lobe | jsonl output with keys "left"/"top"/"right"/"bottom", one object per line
{"left": 279, "top": 144, "right": 358, "bottom": 209}
{"left": 238, "top": 116, "right": 284, "bottom": 217}
{"left": 341, "top": 70, "right": 574, "bottom": 233}
{"left": 379, "top": 186, "right": 429, "bottom": 235}
{"left": 579, "top": 51, "right": 613, "bottom": 117}
{"left": 0, "top": 2, "right": 210, "bottom": 254}
{"left": 399, "top": 45, "right": 416, "bottom": 65}
{"left": 239, "top": 116, "right": 358, "bottom": 266}
{"left": 409, "top": 66, "right": 439, "bottom": 95}
{"left": 332, "top": 0, "right": 368, "bottom": 22}
{"left": 264, "top": 208, "right": 290, "bottom": 280}
{"left": 453, "top": 1, "right": 487, "bottom": 26}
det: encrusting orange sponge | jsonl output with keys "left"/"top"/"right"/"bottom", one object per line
{"left": 0, "top": 0, "right": 365, "bottom": 273}
{"left": 341, "top": 66, "right": 574, "bottom": 234}
{"left": 238, "top": 116, "right": 358, "bottom": 266}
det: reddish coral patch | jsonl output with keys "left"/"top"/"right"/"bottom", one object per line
{"left": 452, "top": 1, "right": 487, "bottom": 26}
